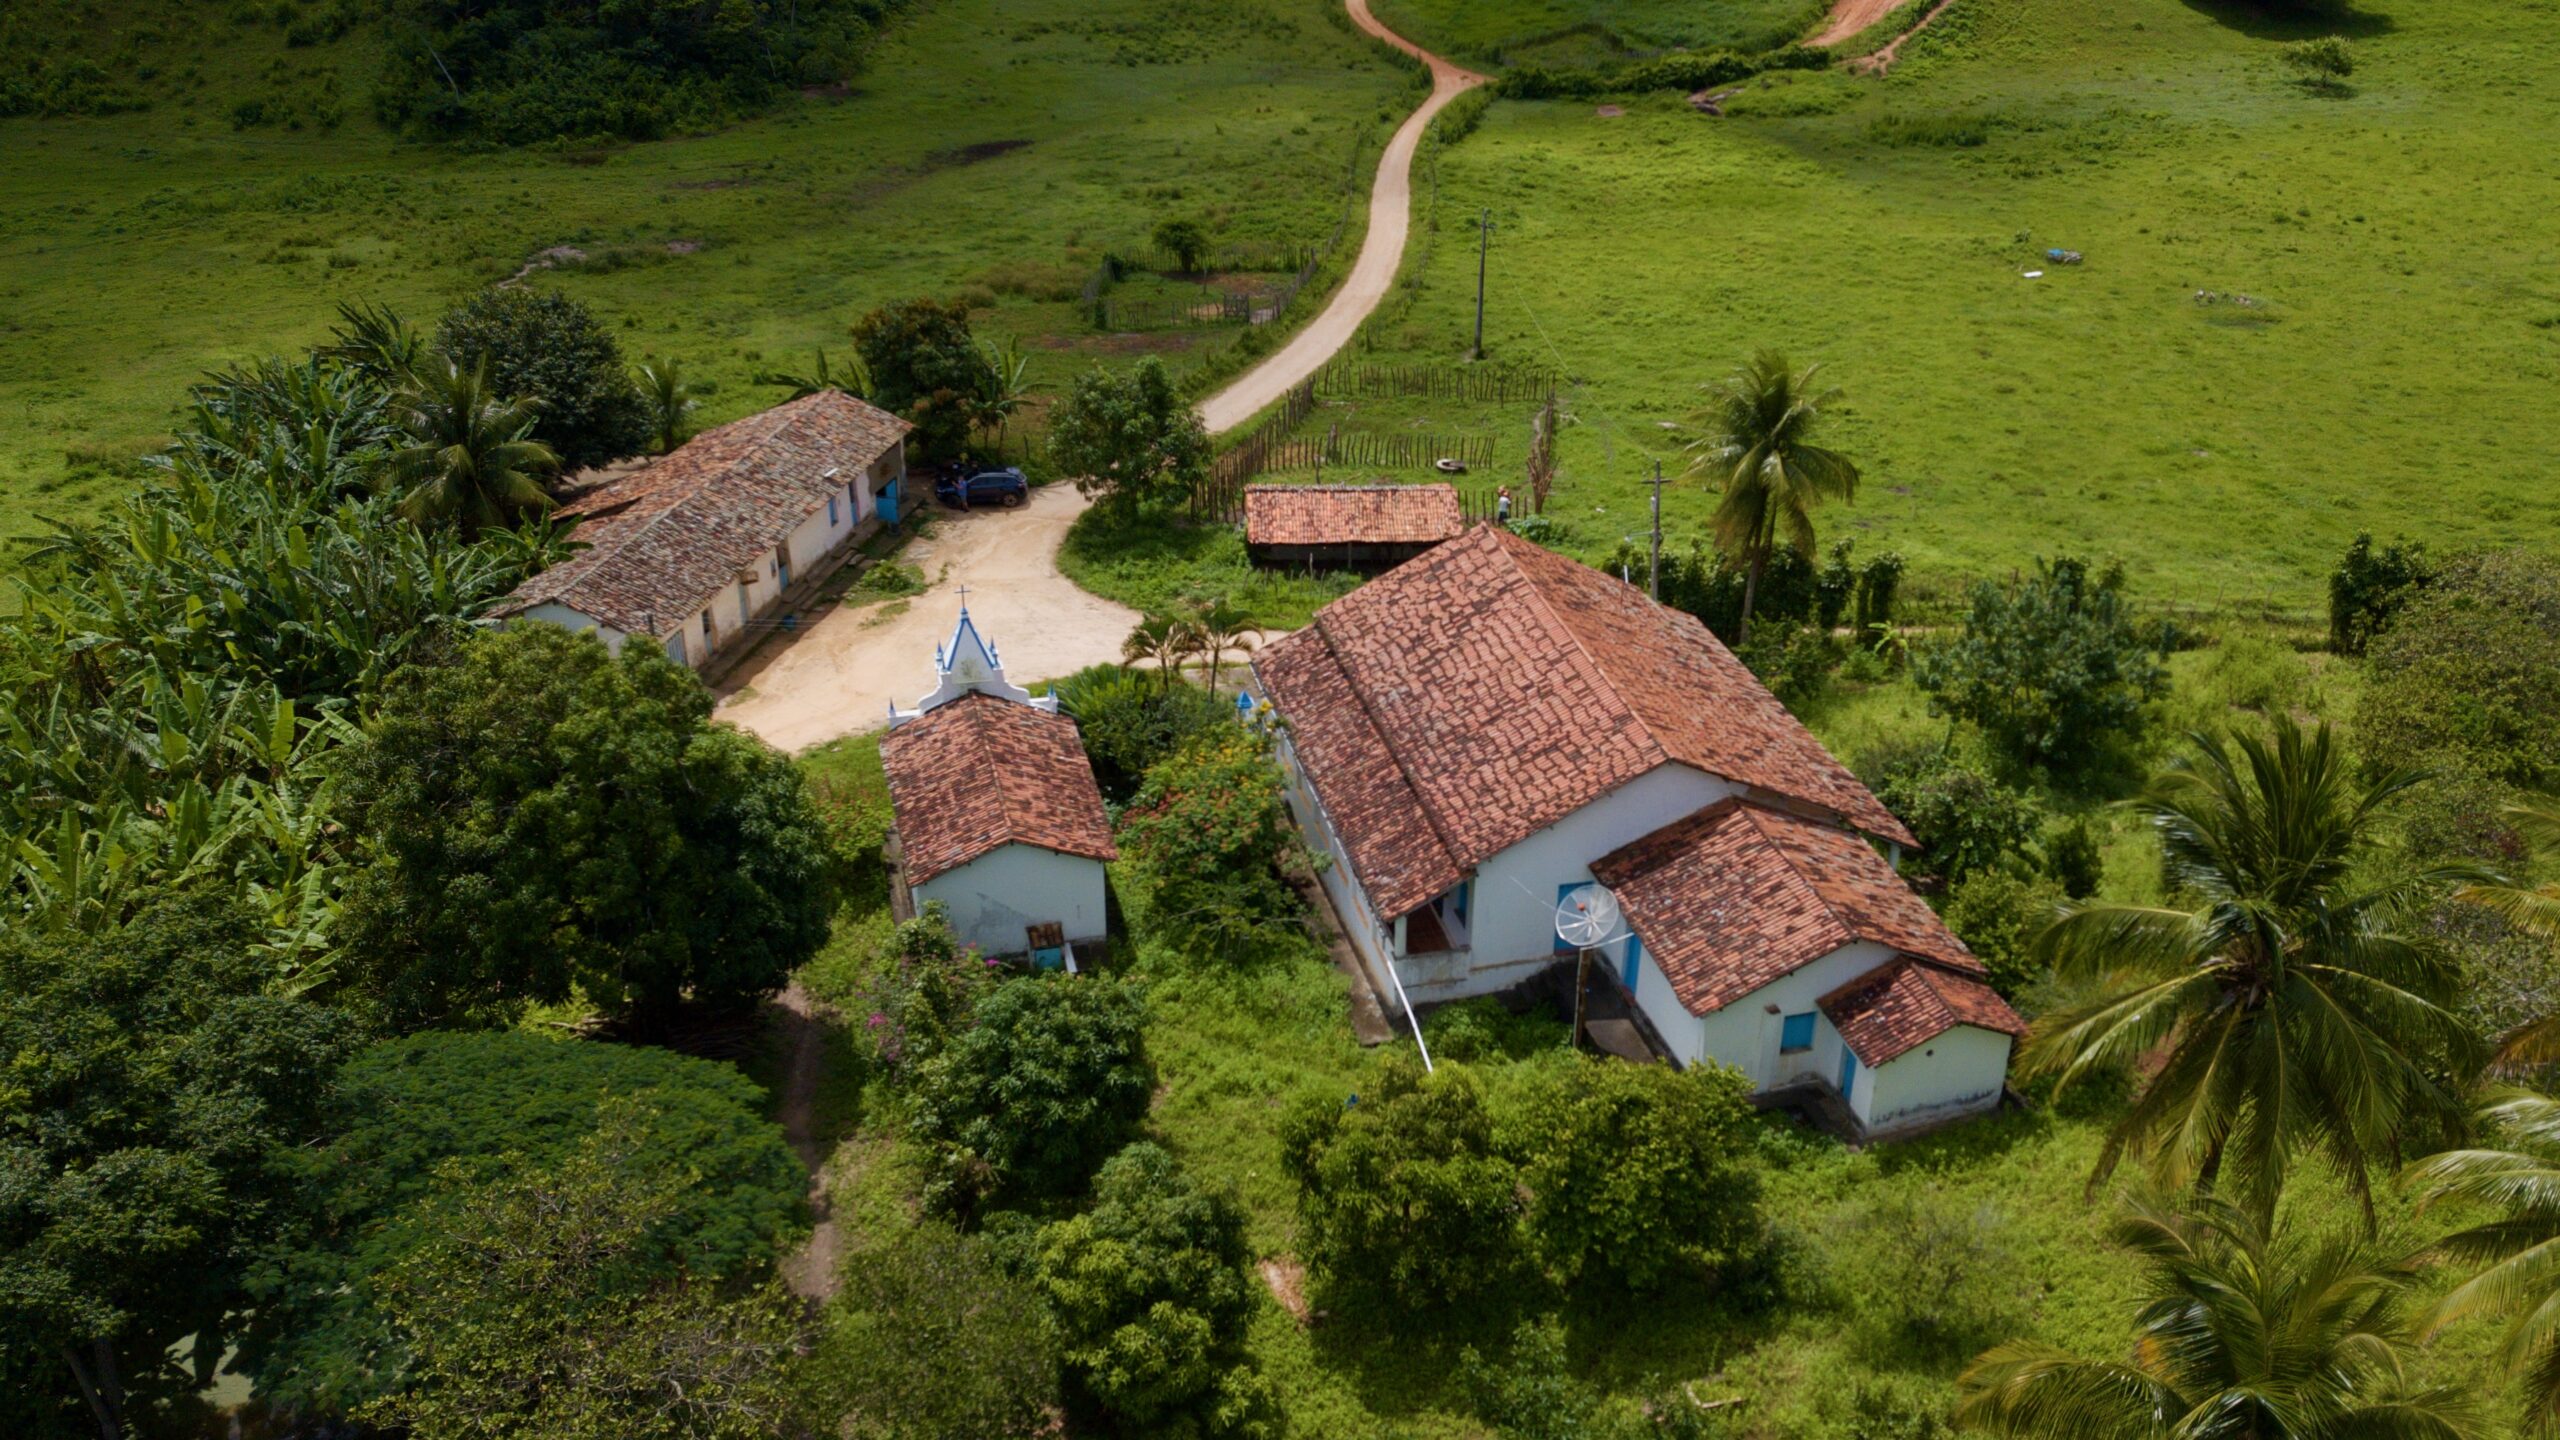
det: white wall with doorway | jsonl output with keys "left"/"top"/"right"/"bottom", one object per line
{"left": 914, "top": 843, "right": 1109, "bottom": 958}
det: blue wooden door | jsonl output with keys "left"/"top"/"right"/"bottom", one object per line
{"left": 1620, "top": 934, "right": 1643, "bottom": 991}
{"left": 878, "top": 476, "right": 901, "bottom": 526}
{"left": 1838, "top": 1046, "right": 1859, "bottom": 1096}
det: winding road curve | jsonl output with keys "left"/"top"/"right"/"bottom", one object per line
{"left": 1198, "top": 2, "right": 1488, "bottom": 435}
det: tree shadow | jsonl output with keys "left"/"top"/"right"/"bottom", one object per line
{"left": 2175, "top": 0, "right": 2396, "bottom": 41}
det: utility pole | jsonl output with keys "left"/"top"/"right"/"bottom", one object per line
{"left": 1472, "top": 209, "right": 1492, "bottom": 361}
{"left": 1644, "top": 460, "right": 1668, "bottom": 602}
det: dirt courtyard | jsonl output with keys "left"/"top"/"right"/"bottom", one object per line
{"left": 714, "top": 484, "right": 1139, "bottom": 752}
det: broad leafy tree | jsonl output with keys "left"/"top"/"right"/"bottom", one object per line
{"left": 1031, "top": 1143, "right": 1276, "bottom": 1439}
{"left": 1500, "top": 1057, "right": 1764, "bottom": 1292}
{"left": 1278, "top": 1054, "right": 1522, "bottom": 1305}
{"left": 1955, "top": 1196, "right": 2478, "bottom": 1440}
{"left": 389, "top": 355, "right": 560, "bottom": 534}
{"left": 1050, "top": 358, "right": 1211, "bottom": 512}
{"left": 241, "top": 1031, "right": 801, "bottom": 1415}
{"left": 853, "top": 297, "right": 988, "bottom": 458}
{"left": 800, "top": 1215, "right": 1058, "bottom": 1440}
{"left": 356, "top": 1102, "right": 803, "bottom": 1440}
{"left": 910, "top": 976, "right": 1155, "bottom": 1214}
{"left": 2357, "top": 549, "right": 2560, "bottom": 794}
{"left": 2024, "top": 723, "right": 2481, "bottom": 1224}
{"left": 1683, "top": 350, "right": 1860, "bottom": 644}
{"left": 1117, "top": 730, "right": 1306, "bottom": 946}
{"left": 436, "top": 286, "right": 653, "bottom": 471}
{"left": 1918, "top": 556, "right": 2169, "bottom": 768}
{"left": 2462, "top": 799, "right": 2560, "bottom": 1068}
{"left": 332, "top": 624, "right": 836, "bottom": 1031}
{"left": 1152, "top": 216, "right": 1211, "bottom": 274}
{"left": 0, "top": 890, "right": 358, "bottom": 1440}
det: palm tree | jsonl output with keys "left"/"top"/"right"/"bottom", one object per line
{"left": 1683, "top": 351, "right": 1860, "bottom": 644}
{"left": 389, "top": 358, "right": 558, "bottom": 536}
{"left": 754, "top": 348, "right": 871, "bottom": 401}
{"left": 634, "top": 358, "right": 698, "bottom": 456}
{"left": 1188, "top": 597, "right": 1259, "bottom": 692}
{"left": 2404, "top": 1090, "right": 2560, "bottom": 1430}
{"left": 2024, "top": 723, "right": 2482, "bottom": 1226}
{"left": 1956, "top": 1195, "right": 2478, "bottom": 1440}
{"left": 2457, "top": 800, "right": 2560, "bottom": 1071}
{"left": 1122, "top": 613, "right": 1203, "bottom": 694}
{"left": 974, "top": 336, "right": 1040, "bottom": 457}
{"left": 320, "top": 300, "right": 429, "bottom": 383}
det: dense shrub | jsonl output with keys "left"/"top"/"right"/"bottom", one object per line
{"left": 1869, "top": 748, "right": 2042, "bottom": 884}
{"left": 1422, "top": 997, "right": 1570, "bottom": 1062}
{"left": 1278, "top": 1055, "right": 1521, "bottom": 1304}
{"left": 2281, "top": 35, "right": 2355, "bottom": 84}
{"left": 1627, "top": 536, "right": 1902, "bottom": 647}
{"left": 2328, "top": 531, "right": 2432, "bottom": 654}
{"left": 804, "top": 1218, "right": 1059, "bottom": 1440}
{"left": 2356, "top": 549, "right": 2560, "bottom": 791}
{"left": 1939, "top": 869, "right": 2066, "bottom": 998}
{"left": 854, "top": 297, "right": 986, "bottom": 459}
{"left": 857, "top": 903, "right": 1000, "bottom": 1076}
{"left": 1117, "top": 730, "right": 1308, "bottom": 947}
{"left": 333, "top": 625, "right": 836, "bottom": 1031}
{"left": 1030, "top": 1143, "right": 1275, "bottom": 1439}
{"left": 1496, "top": 44, "right": 1828, "bottom": 100}
{"left": 1823, "top": 1189, "right": 2028, "bottom": 1361}
{"left": 911, "top": 977, "right": 1154, "bottom": 1214}
{"left": 375, "top": 0, "right": 906, "bottom": 143}
{"left": 1457, "top": 1318, "right": 1607, "bottom": 1440}
{"left": 437, "top": 287, "right": 652, "bottom": 472}
{"left": 1056, "top": 664, "right": 1232, "bottom": 802}
{"left": 354, "top": 1104, "right": 803, "bottom": 1440}
{"left": 1916, "top": 556, "right": 2169, "bottom": 767}
{"left": 1501, "top": 1058, "right": 1764, "bottom": 1292}
{"left": 2040, "top": 816, "right": 2104, "bottom": 899}
{"left": 242, "top": 1031, "right": 801, "bottom": 1414}
{"left": 1735, "top": 622, "right": 1836, "bottom": 708}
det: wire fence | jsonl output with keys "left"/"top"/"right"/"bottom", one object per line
{"left": 1315, "top": 360, "right": 1558, "bottom": 404}
{"left": 1192, "top": 383, "right": 1502, "bottom": 523}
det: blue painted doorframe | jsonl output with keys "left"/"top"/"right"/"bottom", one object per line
{"left": 878, "top": 476, "right": 901, "bottom": 527}
{"left": 1838, "top": 1046, "right": 1859, "bottom": 1096}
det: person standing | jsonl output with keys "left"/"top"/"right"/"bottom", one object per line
{"left": 1496, "top": 486, "right": 1512, "bottom": 526}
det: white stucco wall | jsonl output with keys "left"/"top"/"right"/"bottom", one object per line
{"left": 1397, "top": 765, "right": 1739, "bottom": 1002}
{"left": 1864, "top": 1025, "right": 2013, "bottom": 1134}
{"left": 912, "top": 843, "right": 1109, "bottom": 958}
{"left": 516, "top": 603, "right": 629, "bottom": 653}
{"left": 1683, "top": 938, "right": 1892, "bottom": 1093}
{"left": 1274, "top": 730, "right": 1404, "bottom": 984}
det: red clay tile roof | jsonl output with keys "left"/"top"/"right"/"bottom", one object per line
{"left": 1589, "top": 798, "right": 1988, "bottom": 1018}
{"left": 1821, "top": 959, "right": 2024, "bottom": 1066}
{"left": 1253, "top": 525, "right": 1913, "bottom": 920}
{"left": 1244, "top": 483, "right": 1465, "bottom": 548}
{"left": 500, "top": 391, "right": 909, "bottom": 636}
{"left": 880, "top": 692, "right": 1118, "bottom": 886}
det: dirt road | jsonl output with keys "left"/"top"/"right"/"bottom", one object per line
{"left": 1193, "top": 1, "right": 1488, "bottom": 436}
{"left": 714, "top": 484, "right": 1138, "bottom": 750}
{"left": 1810, "top": 0, "right": 1913, "bottom": 46}
{"left": 771, "top": 981, "right": 843, "bottom": 1300}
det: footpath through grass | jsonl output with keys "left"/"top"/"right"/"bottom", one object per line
{"left": 0, "top": 0, "right": 1409, "bottom": 552}
{"left": 1351, "top": 0, "right": 2560, "bottom": 623}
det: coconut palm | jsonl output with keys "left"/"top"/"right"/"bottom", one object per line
{"left": 320, "top": 299, "right": 430, "bottom": 383}
{"left": 1122, "top": 613, "right": 1204, "bottom": 694}
{"left": 2404, "top": 1090, "right": 2560, "bottom": 1430}
{"left": 1188, "top": 597, "right": 1259, "bottom": 692}
{"left": 754, "top": 348, "right": 870, "bottom": 401}
{"left": 2455, "top": 800, "right": 2560, "bottom": 1071}
{"left": 389, "top": 358, "right": 558, "bottom": 536}
{"left": 1956, "top": 1195, "right": 2478, "bottom": 1440}
{"left": 1683, "top": 350, "right": 1859, "bottom": 644}
{"left": 2024, "top": 722, "right": 2483, "bottom": 1226}
{"left": 634, "top": 358, "right": 699, "bottom": 456}
{"left": 974, "top": 336, "right": 1041, "bottom": 457}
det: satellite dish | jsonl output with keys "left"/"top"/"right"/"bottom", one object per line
{"left": 1553, "top": 883, "right": 1625, "bottom": 950}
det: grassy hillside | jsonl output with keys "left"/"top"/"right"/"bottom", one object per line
{"left": 0, "top": 0, "right": 1408, "bottom": 552}
{"left": 1350, "top": 0, "right": 2560, "bottom": 624}
{"left": 1369, "top": 0, "right": 1828, "bottom": 67}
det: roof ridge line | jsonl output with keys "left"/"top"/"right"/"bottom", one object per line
{"left": 1307, "top": 609, "right": 1467, "bottom": 894}
{"left": 554, "top": 409, "right": 822, "bottom": 620}
{"left": 1495, "top": 532, "right": 1674, "bottom": 775}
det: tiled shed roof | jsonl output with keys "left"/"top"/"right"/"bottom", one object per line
{"left": 1589, "top": 798, "right": 1994, "bottom": 1018}
{"left": 1244, "top": 483, "right": 1464, "bottom": 547}
{"left": 881, "top": 692, "right": 1118, "bottom": 886}
{"left": 1822, "top": 959, "right": 2024, "bottom": 1066}
{"left": 1253, "top": 525, "right": 1913, "bottom": 921}
{"left": 499, "top": 391, "right": 909, "bottom": 636}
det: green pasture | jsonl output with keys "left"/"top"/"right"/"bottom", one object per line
{"left": 1350, "top": 0, "right": 2560, "bottom": 624}
{"left": 0, "top": 0, "right": 1409, "bottom": 553}
{"left": 1369, "top": 0, "right": 1829, "bottom": 68}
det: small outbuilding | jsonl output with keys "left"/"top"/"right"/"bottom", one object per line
{"left": 881, "top": 607, "right": 1115, "bottom": 964}
{"left": 1243, "top": 482, "right": 1464, "bottom": 574}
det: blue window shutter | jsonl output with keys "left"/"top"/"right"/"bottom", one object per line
{"left": 1621, "top": 934, "right": 1643, "bottom": 990}
{"left": 1554, "top": 884, "right": 1580, "bottom": 953}
{"left": 1780, "top": 1012, "right": 1817, "bottom": 1052}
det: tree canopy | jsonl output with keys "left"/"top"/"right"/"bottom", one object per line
{"left": 1049, "top": 358, "right": 1211, "bottom": 512}
{"left": 332, "top": 624, "right": 836, "bottom": 1031}
{"left": 1918, "top": 555, "right": 2169, "bottom": 768}
{"left": 1683, "top": 350, "right": 1860, "bottom": 644}
{"left": 853, "top": 297, "right": 988, "bottom": 459}
{"left": 436, "top": 287, "right": 653, "bottom": 472}
{"left": 910, "top": 976, "right": 1155, "bottom": 1214}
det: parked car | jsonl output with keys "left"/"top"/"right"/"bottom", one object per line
{"left": 934, "top": 466, "right": 1029, "bottom": 509}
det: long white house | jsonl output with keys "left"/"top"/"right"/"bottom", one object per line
{"left": 1254, "top": 525, "right": 2023, "bottom": 1139}
{"left": 497, "top": 391, "right": 910, "bottom": 670}
{"left": 881, "top": 608, "right": 1116, "bottom": 966}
